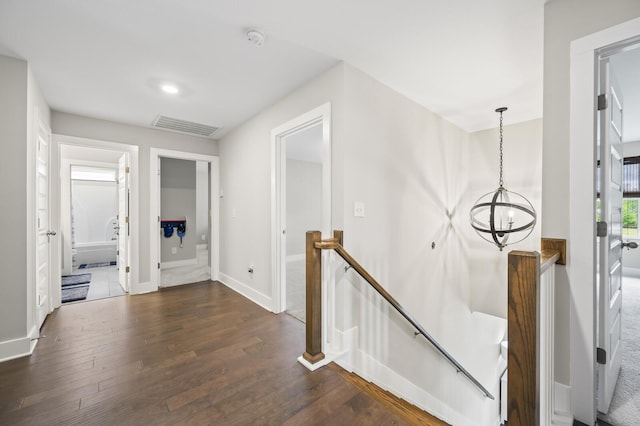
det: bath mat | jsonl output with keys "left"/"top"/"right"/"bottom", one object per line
{"left": 62, "top": 273, "right": 92, "bottom": 286}
{"left": 79, "top": 261, "right": 116, "bottom": 269}
{"left": 61, "top": 284, "right": 90, "bottom": 303}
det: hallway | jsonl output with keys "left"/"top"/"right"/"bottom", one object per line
{"left": 0, "top": 281, "right": 442, "bottom": 425}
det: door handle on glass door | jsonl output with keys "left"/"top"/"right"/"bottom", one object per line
{"left": 46, "top": 231, "right": 56, "bottom": 236}
{"left": 622, "top": 241, "right": 638, "bottom": 250}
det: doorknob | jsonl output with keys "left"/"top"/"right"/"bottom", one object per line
{"left": 622, "top": 241, "right": 638, "bottom": 250}
{"left": 46, "top": 231, "right": 56, "bottom": 236}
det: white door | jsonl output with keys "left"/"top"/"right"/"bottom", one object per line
{"left": 117, "top": 154, "right": 130, "bottom": 291}
{"left": 35, "top": 118, "right": 53, "bottom": 328}
{"left": 597, "top": 57, "right": 623, "bottom": 414}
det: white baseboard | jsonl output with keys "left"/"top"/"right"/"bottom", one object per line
{"left": 346, "top": 348, "right": 470, "bottom": 426}
{"left": 286, "top": 254, "right": 305, "bottom": 262}
{"left": 623, "top": 266, "right": 640, "bottom": 278}
{"left": 161, "top": 258, "right": 198, "bottom": 269}
{"left": 297, "top": 355, "right": 335, "bottom": 371}
{"left": 218, "top": 273, "right": 273, "bottom": 312}
{"left": 552, "top": 382, "right": 573, "bottom": 425}
{"left": 298, "top": 327, "right": 353, "bottom": 372}
{"left": 0, "top": 334, "right": 33, "bottom": 363}
{"left": 333, "top": 326, "right": 358, "bottom": 371}
{"left": 132, "top": 281, "right": 156, "bottom": 295}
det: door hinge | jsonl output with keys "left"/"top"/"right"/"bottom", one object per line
{"left": 158, "top": 262, "right": 161, "bottom": 269}
{"left": 117, "top": 250, "right": 119, "bottom": 255}
{"left": 158, "top": 216, "right": 160, "bottom": 222}
{"left": 125, "top": 166, "right": 130, "bottom": 173}
{"left": 125, "top": 216, "right": 129, "bottom": 224}
{"left": 597, "top": 347, "right": 607, "bottom": 364}
{"left": 126, "top": 266, "right": 130, "bottom": 273}
{"left": 598, "top": 94, "right": 608, "bottom": 111}
{"left": 597, "top": 221, "right": 608, "bottom": 237}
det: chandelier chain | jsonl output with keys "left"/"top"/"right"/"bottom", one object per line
{"left": 499, "top": 110, "right": 504, "bottom": 188}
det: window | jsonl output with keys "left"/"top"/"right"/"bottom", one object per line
{"left": 623, "top": 198, "right": 638, "bottom": 237}
{"left": 623, "top": 156, "right": 640, "bottom": 238}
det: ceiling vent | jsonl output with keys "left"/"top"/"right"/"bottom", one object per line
{"left": 152, "top": 115, "right": 220, "bottom": 138}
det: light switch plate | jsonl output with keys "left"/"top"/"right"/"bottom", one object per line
{"left": 354, "top": 202, "right": 365, "bottom": 217}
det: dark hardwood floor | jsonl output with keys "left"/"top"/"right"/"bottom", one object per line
{"left": 0, "top": 281, "right": 445, "bottom": 425}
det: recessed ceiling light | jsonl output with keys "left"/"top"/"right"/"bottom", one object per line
{"left": 161, "top": 84, "right": 179, "bottom": 94}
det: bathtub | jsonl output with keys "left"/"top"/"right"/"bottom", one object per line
{"left": 73, "top": 240, "right": 117, "bottom": 266}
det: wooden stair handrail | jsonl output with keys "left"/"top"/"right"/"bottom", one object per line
{"left": 507, "top": 237, "right": 566, "bottom": 426}
{"left": 303, "top": 230, "right": 495, "bottom": 400}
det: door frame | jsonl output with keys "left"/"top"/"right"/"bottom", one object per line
{"left": 32, "top": 109, "right": 53, "bottom": 331}
{"left": 569, "top": 17, "right": 640, "bottom": 423}
{"left": 53, "top": 134, "right": 140, "bottom": 304}
{"left": 149, "top": 148, "right": 220, "bottom": 291}
{"left": 271, "top": 102, "right": 332, "bottom": 314}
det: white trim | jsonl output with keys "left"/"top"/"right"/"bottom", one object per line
{"left": 286, "top": 254, "right": 305, "bottom": 262}
{"left": 296, "top": 356, "right": 334, "bottom": 371}
{"left": 339, "top": 348, "right": 472, "bottom": 426}
{"left": 569, "top": 16, "right": 640, "bottom": 424}
{"left": 298, "top": 327, "right": 351, "bottom": 372}
{"left": 134, "top": 281, "right": 155, "bottom": 294}
{"left": 218, "top": 273, "right": 273, "bottom": 312}
{"left": 540, "top": 265, "right": 556, "bottom": 425}
{"left": 552, "top": 382, "right": 573, "bottom": 425}
{"left": 53, "top": 134, "right": 140, "bottom": 297}
{"left": 161, "top": 258, "right": 198, "bottom": 269}
{"left": 0, "top": 329, "right": 38, "bottom": 363}
{"left": 150, "top": 148, "right": 220, "bottom": 292}
{"left": 623, "top": 266, "right": 640, "bottom": 278}
{"left": 271, "top": 102, "right": 331, "bottom": 317}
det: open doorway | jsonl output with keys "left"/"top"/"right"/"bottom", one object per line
{"left": 158, "top": 158, "right": 211, "bottom": 287}
{"left": 59, "top": 145, "right": 131, "bottom": 304}
{"left": 271, "top": 102, "right": 331, "bottom": 324}
{"left": 149, "top": 148, "right": 219, "bottom": 292}
{"left": 283, "top": 124, "right": 324, "bottom": 321}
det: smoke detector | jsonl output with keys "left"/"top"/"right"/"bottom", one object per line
{"left": 246, "top": 29, "right": 265, "bottom": 46}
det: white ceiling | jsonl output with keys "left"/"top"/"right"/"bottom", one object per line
{"left": 0, "top": 0, "right": 547, "bottom": 137}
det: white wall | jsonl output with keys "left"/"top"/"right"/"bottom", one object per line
{"left": 467, "top": 118, "right": 543, "bottom": 318}
{"left": 0, "top": 55, "right": 51, "bottom": 360}
{"left": 72, "top": 180, "right": 118, "bottom": 243}
{"left": 219, "top": 62, "right": 514, "bottom": 425}
{"left": 286, "top": 159, "right": 322, "bottom": 256}
{"left": 0, "top": 56, "right": 29, "bottom": 348}
{"left": 160, "top": 157, "right": 196, "bottom": 263}
{"left": 339, "top": 64, "right": 505, "bottom": 425}
{"left": 218, "top": 63, "right": 346, "bottom": 300}
{"left": 52, "top": 112, "right": 218, "bottom": 284}
{"left": 196, "top": 161, "right": 209, "bottom": 244}
{"left": 543, "top": 1, "right": 640, "bottom": 421}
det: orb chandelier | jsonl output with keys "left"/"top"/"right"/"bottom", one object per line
{"left": 469, "top": 107, "right": 536, "bottom": 251}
